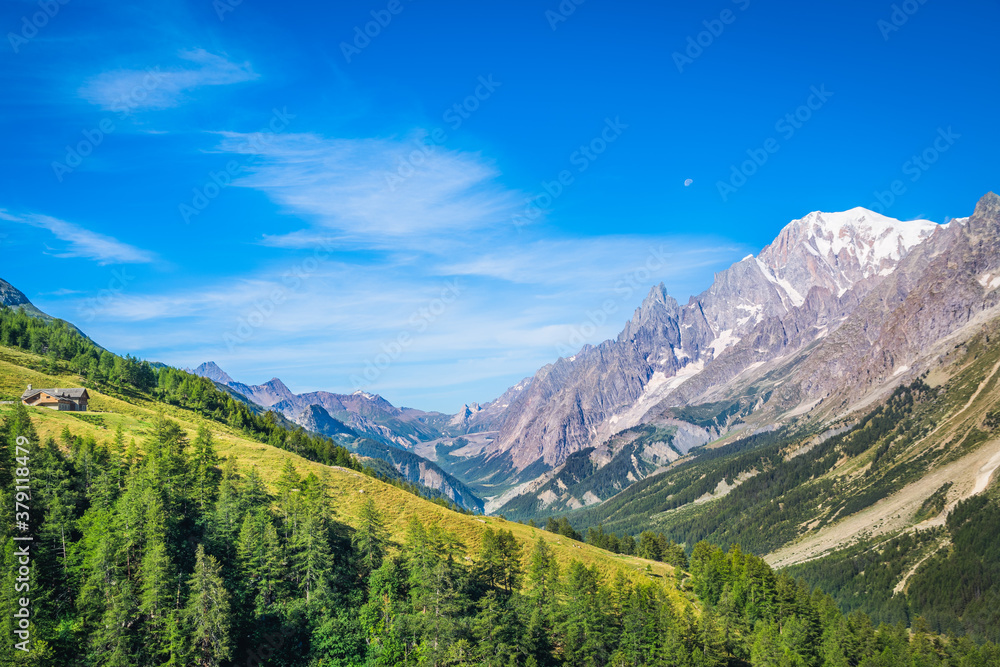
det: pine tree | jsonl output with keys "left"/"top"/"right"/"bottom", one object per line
{"left": 353, "top": 497, "right": 389, "bottom": 577}
{"left": 148, "top": 416, "right": 191, "bottom": 522}
{"left": 292, "top": 506, "right": 334, "bottom": 604}
{"left": 206, "top": 461, "right": 244, "bottom": 564}
{"left": 139, "top": 492, "right": 174, "bottom": 664}
{"left": 476, "top": 528, "right": 523, "bottom": 596}
{"left": 190, "top": 425, "right": 221, "bottom": 514}
{"left": 181, "top": 545, "right": 233, "bottom": 667}
{"left": 560, "top": 561, "right": 610, "bottom": 666}
{"left": 236, "top": 509, "right": 284, "bottom": 615}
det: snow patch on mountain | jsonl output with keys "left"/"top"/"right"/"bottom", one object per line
{"left": 978, "top": 273, "right": 1000, "bottom": 290}
{"left": 774, "top": 208, "right": 938, "bottom": 279}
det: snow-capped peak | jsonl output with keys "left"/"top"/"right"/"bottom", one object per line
{"left": 785, "top": 208, "right": 937, "bottom": 273}
{"left": 744, "top": 207, "right": 941, "bottom": 306}
{"left": 753, "top": 208, "right": 939, "bottom": 302}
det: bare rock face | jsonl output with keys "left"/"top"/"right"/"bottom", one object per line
{"left": 228, "top": 377, "right": 298, "bottom": 408}
{"left": 476, "top": 206, "right": 946, "bottom": 477}
{"left": 0, "top": 278, "right": 33, "bottom": 308}
{"left": 454, "top": 378, "right": 533, "bottom": 433}
{"left": 295, "top": 404, "right": 355, "bottom": 438}
{"left": 788, "top": 192, "right": 1000, "bottom": 407}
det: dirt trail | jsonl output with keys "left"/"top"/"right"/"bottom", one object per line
{"left": 957, "top": 356, "right": 1000, "bottom": 417}
{"left": 766, "top": 435, "right": 1000, "bottom": 568}
{"left": 893, "top": 538, "right": 948, "bottom": 595}
{"left": 911, "top": 355, "right": 1000, "bottom": 454}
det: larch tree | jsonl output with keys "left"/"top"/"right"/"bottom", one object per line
{"left": 181, "top": 545, "right": 233, "bottom": 667}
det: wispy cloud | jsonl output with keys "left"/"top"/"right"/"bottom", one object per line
{"left": 440, "top": 237, "right": 740, "bottom": 288}
{"left": 79, "top": 49, "right": 257, "bottom": 111}
{"left": 0, "top": 211, "right": 157, "bottom": 265}
{"left": 217, "top": 131, "right": 526, "bottom": 246}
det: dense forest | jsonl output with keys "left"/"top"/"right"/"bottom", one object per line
{"left": 786, "top": 492, "right": 1000, "bottom": 644}
{"left": 2, "top": 405, "right": 1000, "bottom": 666}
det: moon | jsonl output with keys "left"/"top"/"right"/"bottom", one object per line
{"left": 684, "top": 179, "right": 694, "bottom": 187}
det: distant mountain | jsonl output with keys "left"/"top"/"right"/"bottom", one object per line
{"left": 191, "top": 365, "right": 433, "bottom": 447}
{"left": 295, "top": 404, "right": 357, "bottom": 438}
{"left": 0, "top": 278, "right": 40, "bottom": 313}
{"left": 491, "top": 420, "right": 710, "bottom": 517}
{"left": 458, "top": 206, "right": 944, "bottom": 497}
{"left": 190, "top": 361, "right": 236, "bottom": 385}
{"left": 190, "top": 363, "right": 485, "bottom": 511}
{"left": 462, "top": 196, "right": 1000, "bottom": 518}
{"left": 352, "top": 438, "right": 485, "bottom": 513}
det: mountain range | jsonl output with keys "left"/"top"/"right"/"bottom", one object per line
{"left": 7, "top": 193, "right": 999, "bottom": 532}
{"left": 4, "top": 191, "right": 1000, "bottom": 644}
{"left": 175, "top": 193, "right": 1000, "bottom": 521}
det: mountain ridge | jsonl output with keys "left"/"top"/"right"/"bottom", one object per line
{"left": 465, "top": 205, "right": 948, "bottom": 488}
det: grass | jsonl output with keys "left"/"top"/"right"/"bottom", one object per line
{"left": 0, "top": 346, "right": 682, "bottom": 591}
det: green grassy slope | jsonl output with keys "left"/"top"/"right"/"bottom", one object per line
{"left": 0, "top": 344, "right": 680, "bottom": 585}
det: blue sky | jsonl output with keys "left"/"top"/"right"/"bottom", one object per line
{"left": 1, "top": 0, "right": 997, "bottom": 412}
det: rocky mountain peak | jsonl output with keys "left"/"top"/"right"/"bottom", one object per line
{"left": 970, "top": 191, "right": 1000, "bottom": 227}
{"left": 618, "top": 284, "right": 680, "bottom": 343}
{"left": 756, "top": 207, "right": 939, "bottom": 300}
{"left": 192, "top": 361, "right": 235, "bottom": 385}
{"left": 475, "top": 203, "right": 954, "bottom": 476}
{"left": 0, "top": 278, "right": 32, "bottom": 308}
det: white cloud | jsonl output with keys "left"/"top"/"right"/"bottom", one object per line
{"left": 58, "top": 127, "right": 746, "bottom": 410}
{"left": 0, "top": 211, "right": 157, "bottom": 265}
{"left": 217, "top": 131, "right": 527, "bottom": 245}
{"left": 439, "top": 237, "right": 739, "bottom": 289}
{"left": 79, "top": 49, "right": 257, "bottom": 112}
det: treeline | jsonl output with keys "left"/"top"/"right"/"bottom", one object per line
{"left": 2, "top": 407, "right": 999, "bottom": 666}
{"left": 784, "top": 529, "right": 941, "bottom": 628}
{"left": 535, "top": 517, "right": 689, "bottom": 569}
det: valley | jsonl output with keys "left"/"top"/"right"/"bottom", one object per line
{"left": 3, "top": 192, "right": 1000, "bottom": 664}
